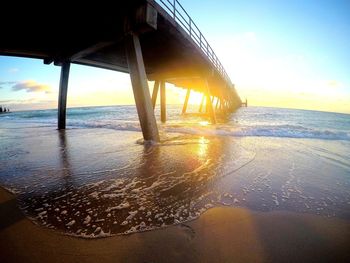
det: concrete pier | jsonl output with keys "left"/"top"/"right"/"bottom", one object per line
{"left": 182, "top": 88, "right": 191, "bottom": 114}
{"left": 125, "top": 33, "right": 160, "bottom": 141}
{"left": 205, "top": 80, "right": 217, "bottom": 124}
{"left": 58, "top": 62, "right": 70, "bottom": 130}
{"left": 160, "top": 81, "right": 166, "bottom": 123}
{"left": 152, "top": 80, "right": 159, "bottom": 109}
{"left": 0, "top": 0, "right": 242, "bottom": 139}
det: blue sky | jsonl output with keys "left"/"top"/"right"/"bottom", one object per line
{"left": 1, "top": 0, "right": 349, "bottom": 113}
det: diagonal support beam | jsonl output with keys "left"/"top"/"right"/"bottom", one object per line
{"left": 160, "top": 80, "right": 166, "bottom": 123}
{"left": 151, "top": 80, "right": 159, "bottom": 109}
{"left": 70, "top": 41, "right": 114, "bottom": 61}
{"left": 215, "top": 97, "right": 220, "bottom": 109}
{"left": 58, "top": 62, "right": 70, "bottom": 130}
{"left": 182, "top": 88, "right": 191, "bottom": 114}
{"left": 199, "top": 94, "right": 205, "bottom": 113}
{"left": 125, "top": 33, "right": 160, "bottom": 142}
{"left": 205, "top": 80, "right": 217, "bottom": 124}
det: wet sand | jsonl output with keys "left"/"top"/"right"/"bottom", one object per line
{"left": 0, "top": 125, "right": 349, "bottom": 262}
{"left": 1, "top": 188, "right": 349, "bottom": 263}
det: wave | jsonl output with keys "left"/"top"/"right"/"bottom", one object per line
{"left": 4, "top": 117, "right": 350, "bottom": 141}
{"left": 165, "top": 124, "right": 350, "bottom": 141}
{"left": 229, "top": 124, "right": 350, "bottom": 140}
{"left": 64, "top": 122, "right": 350, "bottom": 141}
{"left": 3, "top": 107, "right": 350, "bottom": 141}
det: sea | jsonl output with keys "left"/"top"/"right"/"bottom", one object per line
{"left": 1, "top": 105, "right": 350, "bottom": 140}
{"left": 0, "top": 105, "right": 349, "bottom": 237}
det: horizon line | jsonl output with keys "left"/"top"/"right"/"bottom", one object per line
{"left": 8, "top": 104, "right": 350, "bottom": 116}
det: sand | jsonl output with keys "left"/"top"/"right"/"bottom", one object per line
{"left": 0, "top": 125, "right": 349, "bottom": 262}
{"left": 1, "top": 188, "right": 349, "bottom": 263}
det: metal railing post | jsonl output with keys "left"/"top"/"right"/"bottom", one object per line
{"left": 156, "top": 0, "right": 233, "bottom": 89}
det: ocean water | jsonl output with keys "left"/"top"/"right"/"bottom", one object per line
{"left": 1, "top": 105, "right": 350, "bottom": 141}
{"left": 0, "top": 105, "right": 349, "bottom": 237}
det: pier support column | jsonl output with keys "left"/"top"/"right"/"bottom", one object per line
{"left": 182, "top": 88, "right": 191, "bottom": 114}
{"left": 151, "top": 80, "right": 159, "bottom": 109}
{"left": 58, "top": 61, "right": 70, "bottom": 130}
{"left": 223, "top": 100, "right": 228, "bottom": 112}
{"left": 160, "top": 80, "right": 166, "bottom": 123}
{"left": 199, "top": 94, "right": 205, "bottom": 113}
{"left": 206, "top": 80, "right": 217, "bottom": 124}
{"left": 125, "top": 33, "right": 160, "bottom": 142}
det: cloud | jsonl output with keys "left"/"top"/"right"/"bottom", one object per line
{"left": 243, "top": 32, "right": 257, "bottom": 42}
{"left": 0, "top": 81, "right": 17, "bottom": 85}
{"left": 11, "top": 80, "right": 52, "bottom": 94}
{"left": 327, "top": 80, "right": 342, "bottom": 89}
{"left": 0, "top": 98, "right": 57, "bottom": 111}
{"left": 8, "top": 68, "right": 19, "bottom": 73}
{"left": 0, "top": 81, "right": 17, "bottom": 89}
{"left": 0, "top": 100, "right": 13, "bottom": 104}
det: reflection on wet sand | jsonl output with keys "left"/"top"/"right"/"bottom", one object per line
{"left": 0, "top": 127, "right": 349, "bottom": 238}
{"left": 9, "top": 129, "right": 250, "bottom": 237}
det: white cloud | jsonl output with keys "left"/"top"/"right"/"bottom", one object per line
{"left": 327, "top": 80, "right": 342, "bottom": 89}
{"left": 8, "top": 68, "right": 19, "bottom": 73}
{"left": 12, "top": 80, "right": 52, "bottom": 94}
{"left": 0, "top": 98, "right": 57, "bottom": 111}
{"left": 0, "top": 81, "right": 17, "bottom": 89}
{"left": 243, "top": 32, "right": 257, "bottom": 43}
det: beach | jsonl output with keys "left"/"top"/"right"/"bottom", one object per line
{"left": 0, "top": 106, "right": 349, "bottom": 262}
{"left": 1, "top": 188, "right": 349, "bottom": 263}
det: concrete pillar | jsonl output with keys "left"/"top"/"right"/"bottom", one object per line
{"left": 58, "top": 62, "right": 70, "bottom": 130}
{"left": 182, "top": 88, "right": 191, "bottom": 114}
{"left": 151, "top": 80, "right": 159, "bottom": 109}
{"left": 160, "top": 80, "right": 166, "bottom": 123}
{"left": 206, "top": 80, "right": 217, "bottom": 124}
{"left": 199, "top": 94, "right": 205, "bottom": 113}
{"left": 125, "top": 33, "right": 160, "bottom": 142}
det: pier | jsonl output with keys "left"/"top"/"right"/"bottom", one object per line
{"left": 0, "top": 0, "right": 241, "bottom": 141}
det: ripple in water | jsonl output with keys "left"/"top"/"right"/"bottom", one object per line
{"left": 1, "top": 128, "right": 349, "bottom": 238}
{"left": 3, "top": 132, "right": 253, "bottom": 237}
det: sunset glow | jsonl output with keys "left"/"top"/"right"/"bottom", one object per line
{"left": 1, "top": 0, "right": 349, "bottom": 114}
{"left": 1, "top": 1, "right": 350, "bottom": 261}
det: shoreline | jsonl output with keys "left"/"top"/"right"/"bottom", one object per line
{"left": 1, "top": 181, "right": 347, "bottom": 240}
{"left": 1, "top": 187, "right": 349, "bottom": 263}
{"left": 1, "top": 121, "right": 349, "bottom": 262}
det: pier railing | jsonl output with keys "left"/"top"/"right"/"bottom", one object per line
{"left": 156, "top": 0, "right": 232, "bottom": 85}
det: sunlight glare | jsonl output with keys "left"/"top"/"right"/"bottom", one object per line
{"left": 177, "top": 89, "right": 204, "bottom": 105}
{"left": 197, "top": 136, "right": 209, "bottom": 158}
{"left": 199, "top": 121, "right": 209, "bottom": 126}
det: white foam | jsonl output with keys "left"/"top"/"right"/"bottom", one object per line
{"left": 66, "top": 220, "right": 76, "bottom": 227}
{"left": 38, "top": 211, "right": 47, "bottom": 217}
{"left": 83, "top": 215, "right": 92, "bottom": 224}
{"left": 105, "top": 201, "right": 130, "bottom": 212}
{"left": 126, "top": 211, "right": 138, "bottom": 221}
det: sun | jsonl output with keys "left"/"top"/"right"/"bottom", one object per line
{"left": 176, "top": 89, "right": 204, "bottom": 105}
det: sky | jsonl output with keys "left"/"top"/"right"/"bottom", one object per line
{"left": 0, "top": 0, "right": 349, "bottom": 113}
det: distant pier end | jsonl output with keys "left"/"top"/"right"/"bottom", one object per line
{"left": 0, "top": 0, "right": 241, "bottom": 141}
